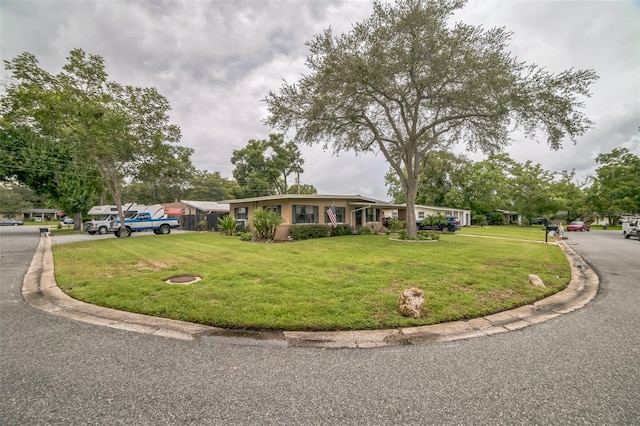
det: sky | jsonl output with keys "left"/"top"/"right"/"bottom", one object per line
{"left": 1, "top": 0, "right": 639, "bottom": 201}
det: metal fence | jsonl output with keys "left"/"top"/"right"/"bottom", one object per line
{"left": 180, "top": 213, "right": 228, "bottom": 232}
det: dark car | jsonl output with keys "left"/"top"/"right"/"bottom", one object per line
{"left": 533, "top": 217, "right": 550, "bottom": 226}
{"left": 417, "top": 216, "right": 461, "bottom": 233}
{"left": 0, "top": 219, "right": 24, "bottom": 226}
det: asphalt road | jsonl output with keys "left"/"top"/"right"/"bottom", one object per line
{"left": 1, "top": 226, "right": 638, "bottom": 425}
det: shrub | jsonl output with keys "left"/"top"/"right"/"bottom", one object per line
{"left": 398, "top": 229, "right": 408, "bottom": 240}
{"left": 239, "top": 232, "right": 253, "bottom": 241}
{"left": 472, "top": 214, "right": 487, "bottom": 226}
{"left": 289, "top": 225, "right": 331, "bottom": 240}
{"left": 329, "top": 224, "right": 353, "bottom": 236}
{"left": 488, "top": 212, "right": 505, "bottom": 225}
{"left": 425, "top": 213, "right": 447, "bottom": 226}
{"left": 418, "top": 230, "right": 440, "bottom": 241}
{"left": 386, "top": 219, "right": 406, "bottom": 232}
{"left": 358, "top": 227, "right": 372, "bottom": 235}
{"left": 251, "top": 208, "right": 284, "bottom": 241}
{"left": 218, "top": 215, "right": 238, "bottom": 236}
{"left": 198, "top": 219, "right": 208, "bottom": 231}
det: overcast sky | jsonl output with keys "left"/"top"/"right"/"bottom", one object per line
{"left": 1, "top": 0, "right": 638, "bottom": 201}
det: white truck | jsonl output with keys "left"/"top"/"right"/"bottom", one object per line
{"left": 109, "top": 205, "right": 179, "bottom": 238}
{"left": 85, "top": 203, "right": 147, "bottom": 235}
{"left": 622, "top": 218, "right": 640, "bottom": 241}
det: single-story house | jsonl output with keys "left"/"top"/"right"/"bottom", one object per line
{"left": 160, "top": 202, "right": 186, "bottom": 217}
{"left": 495, "top": 209, "right": 522, "bottom": 225}
{"left": 180, "top": 200, "right": 230, "bottom": 215}
{"left": 383, "top": 204, "right": 471, "bottom": 227}
{"left": 218, "top": 194, "right": 470, "bottom": 240}
{"left": 23, "top": 208, "right": 60, "bottom": 221}
{"left": 170, "top": 200, "right": 231, "bottom": 231}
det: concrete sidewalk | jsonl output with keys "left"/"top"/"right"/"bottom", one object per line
{"left": 22, "top": 235, "right": 599, "bottom": 348}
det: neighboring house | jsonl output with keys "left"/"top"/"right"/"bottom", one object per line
{"left": 178, "top": 200, "right": 231, "bottom": 231}
{"left": 180, "top": 200, "right": 230, "bottom": 215}
{"left": 219, "top": 194, "right": 471, "bottom": 240}
{"left": 219, "top": 194, "right": 394, "bottom": 240}
{"left": 495, "top": 209, "right": 522, "bottom": 225}
{"left": 383, "top": 204, "right": 472, "bottom": 227}
{"left": 23, "top": 208, "right": 59, "bottom": 222}
{"left": 161, "top": 202, "right": 186, "bottom": 217}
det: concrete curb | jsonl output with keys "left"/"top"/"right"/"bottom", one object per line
{"left": 22, "top": 236, "right": 598, "bottom": 348}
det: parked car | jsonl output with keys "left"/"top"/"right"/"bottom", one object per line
{"left": 417, "top": 216, "right": 461, "bottom": 233}
{"left": 62, "top": 217, "right": 74, "bottom": 224}
{"left": 533, "top": 217, "right": 550, "bottom": 225}
{"left": 0, "top": 219, "right": 24, "bottom": 226}
{"left": 566, "top": 221, "right": 590, "bottom": 232}
{"left": 622, "top": 219, "right": 639, "bottom": 240}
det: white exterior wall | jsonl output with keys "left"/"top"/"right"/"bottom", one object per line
{"left": 382, "top": 206, "right": 472, "bottom": 226}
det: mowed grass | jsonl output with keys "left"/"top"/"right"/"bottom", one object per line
{"left": 459, "top": 225, "right": 551, "bottom": 240}
{"left": 53, "top": 232, "right": 570, "bottom": 331}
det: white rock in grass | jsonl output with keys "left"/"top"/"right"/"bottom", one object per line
{"left": 528, "top": 274, "right": 545, "bottom": 287}
{"left": 398, "top": 287, "right": 425, "bottom": 318}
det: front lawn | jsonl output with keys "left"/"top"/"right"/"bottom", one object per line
{"left": 459, "top": 225, "right": 552, "bottom": 240}
{"left": 53, "top": 232, "right": 569, "bottom": 331}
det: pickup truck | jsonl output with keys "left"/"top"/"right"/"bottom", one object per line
{"left": 109, "top": 211, "right": 179, "bottom": 238}
{"left": 622, "top": 219, "right": 640, "bottom": 241}
{"left": 85, "top": 203, "right": 148, "bottom": 235}
{"left": 85, "top": 214, "right": 118, "bottom": 235}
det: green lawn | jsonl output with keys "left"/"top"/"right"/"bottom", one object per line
{"left": 459, "top": 224, "right": 552, "bottom": 240}
{"left": 53, "top": 232, "right": 570, "bottom": 331}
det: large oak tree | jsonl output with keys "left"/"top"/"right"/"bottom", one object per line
{"left": 265, "top": 0, "right": 597, "bottom": 237}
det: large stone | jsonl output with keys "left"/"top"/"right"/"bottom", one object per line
{"left": 398, "top": 287, "right": 425, "bottom": 318}
{"left": 528, "top": 274, "right": 546, "bottom": 287}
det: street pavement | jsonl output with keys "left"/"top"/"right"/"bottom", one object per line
{"left": 1, "top": 226, "right": 638, "bottom": 425}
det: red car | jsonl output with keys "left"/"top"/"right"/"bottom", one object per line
{"left": 566, "top": 221, "right": 590, "bottom": 232}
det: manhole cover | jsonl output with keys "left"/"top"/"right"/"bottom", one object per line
{"left": 165, "top": 275, "right": 202, "bottom": 285}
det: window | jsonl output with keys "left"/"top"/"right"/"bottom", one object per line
{"left": 324, "top": 206, "right": 345, "bottom": 224}
{"left": 365, "top": 208, "right": 381, "bottom": 222}
{"left": 418, "top": 211, "right": 425, "bottom": 219}
{"left": 234, "top": 207, "right": 247, "bottom": 220}
{"left": 293, "top": 205, "right": 319, "bottom": 224}
{"left": 264, "top": 205, "right": 281, "bottom": 216}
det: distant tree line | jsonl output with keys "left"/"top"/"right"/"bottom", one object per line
{"left": 385, "top": 148, "right": 640, "bottom": 225}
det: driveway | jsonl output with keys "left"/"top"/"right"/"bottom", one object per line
{"left": 1, "top": 227, "right": 638, "bottom": 425}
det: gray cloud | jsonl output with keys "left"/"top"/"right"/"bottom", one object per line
{"left": 2, "top": 0, "right": 638, "bottom": 200}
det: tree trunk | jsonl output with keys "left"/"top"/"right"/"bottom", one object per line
{"left": 112, "top": 184, "right": 129, "bottom": 239}
{"left": 405, "top": 175, "right": 420, "bottom": 238}
{"left": 73, "top": 212, "right": 83, "bottom": 231}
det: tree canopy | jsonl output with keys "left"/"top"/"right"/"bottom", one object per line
{"left": 265, "top": 0, "right": 598, "bottom": 237}
{"left": 231, "top": 133, "right": 304, "bottom": 198}
{"left": 1, "top": 49, "right": 194, "bottom": 232}
{"left": 587, "top": 147, "right": 640, "bottom": 223}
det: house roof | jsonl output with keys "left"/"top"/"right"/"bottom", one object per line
{"left": 26, "top": 208, "right": 59, "bottom": 214}
{"left": 180, "top": 200, "right": 230, "bottom": 213}
{"left": 495, "top": 209, "right": 519, "bottom": 215}
{"left": 396, "top": 203, "right": 471, "bottom": 213}
{"left": 218, "top": 194, "right": 389, "bottom": 204}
